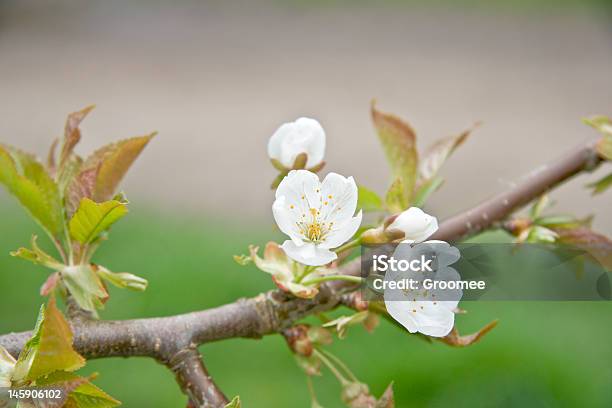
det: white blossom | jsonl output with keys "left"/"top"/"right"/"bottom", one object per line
{"left": 273, "top": 170, "right": 362, "bottom": 266}
{"left": 386, "top": 207, "right": 438, "bottom": 243}
{"left": 268, "top": 117, "right": 326, "bottom": 169}
{"left": 383, "top": 241, "right": 462, "bottom": 337}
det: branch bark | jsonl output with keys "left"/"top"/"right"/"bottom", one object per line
{"left": 168, "top": 348, "right": 228, "bottom": 408}
{"left": 0, "top": 140, "right": 603, "bottom": 407}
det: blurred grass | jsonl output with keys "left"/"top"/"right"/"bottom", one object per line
{"left": 1, "top": 198, "right": 612, "bottom": 407}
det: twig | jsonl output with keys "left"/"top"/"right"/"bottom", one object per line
{"left": 169, "top": 348, "right": 228, "bottom": 408}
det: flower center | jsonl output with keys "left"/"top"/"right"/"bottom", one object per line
{"left": 298, "top": 208, "right": 332, "bottom": 243}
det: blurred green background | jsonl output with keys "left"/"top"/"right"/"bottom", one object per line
{"left": 1, "top": 198, "right": 611, "bottom": 407}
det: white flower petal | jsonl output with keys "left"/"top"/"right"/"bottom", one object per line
{"left": 319, "top": 211, "right": 362, "bottom": 249}
{"left": 384, "top": 298, "right": 455, "bottom": 337}
{"left": 383, "top": 301, "right": 419, "bottom": 333}
{"left": 417, "top": 240, "right": 461, "bottom": 267}
{"left": 276, "top": 169, "right": 321, "bottom": 210}
{"left": 268, "top": 117, "right": 325, "bottom": 168}
{"left": 281, "top": 240, "right": 337, "bottom": 266}
{"left": 320, "top": 173, "right": 358, "bottom": 223}
{"left": 387, "top": 207, "right": 438, "bottom": 243}
{"left": 272, "top": 196, "right": 303, "bottom": 245}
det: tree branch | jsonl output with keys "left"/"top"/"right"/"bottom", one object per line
{"left": 429, "top": 140, "right": 601, "bottom": 241}
{"left": 168, "top": 347, "right": 228, "bottom": 408}
{"left": 0, "top": 140, "right": 603, "bottom": 407}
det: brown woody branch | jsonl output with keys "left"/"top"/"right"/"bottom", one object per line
{"left": 0, "top": 140, "right": 603, "bottom": 407}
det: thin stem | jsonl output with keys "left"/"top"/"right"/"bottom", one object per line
{"left": 302, "top": 275, "right": 363, "bottom": 286}
{"left": 295, "top": 265, "right": 317, "bottom": 283}
{"left": 335, "top": 238, "right": 361, "bottom": 255}
{"left": 313, "top": 349, "right": 349, "bottom": 385}
{"left": 306, "top": 376, "right": 321, "bottom": 408}
{"left": 51, "top": 236, "right": 68, "bottom": 265}
{"left": 318, "top": 348, "right": 359, "bottom": 382}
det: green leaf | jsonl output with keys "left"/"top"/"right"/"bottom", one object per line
{"left": 66, "top": 379, "right": 121, "bottom": 407}
{"left": 12, "top": 299, "right": 85, "bottom": 383}
{"left": 61, "top": 265, "right": 108, "bottom": 313}
{"left": 371, "top": 103, "right": 418, "bottom": 206}
{"left": 0, "top": 145, "right": 64, "bottom": 238}
{"left": 385, "top": 177, "right": 406, "bottom": 213}
{"left": 587, "top": 172, "right": 612, "bottom": 195}
{"left": 535, "top": 215, "right": 587, "bottom": 229}
{"left": 10, "top": 235, "right": 64, "bottom": 270}
{"left": 69, "top": 198, "right": 128, "bottom": 244}
{"left": 583, "top": 115, "right": 612, "bottom": 133}
{"left": 36, "top": 371, "right": 121, "bottom": 408}
{"left": 225, "top": 396, "right": 241, "bottom": 408}
{"left": 95, "top": 265, "right": 147, "bottom": 292}
{"left": 418, "top": 125, "right": 474, "bottom": 181}
{"left": 412, "top": 176, "right": 444, "bottom": 207}
{"left": 357, "top": 185, "right": 383, "bottom": 212}
{"left": 33, "top": 371, "right": 90, "bottom": 407}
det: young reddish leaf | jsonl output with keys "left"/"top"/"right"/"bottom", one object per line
{"left": 59, "top": 105, "right": 95, "bottom": 168}
{"left": 371, "top": 103, "right": 418, "bottom": 206}
{"left": 376, "top": 383, "right": 395, "bottom": 408}
{"left": 440, "top": 320, "right": 498, "bottom": 347}
{"left": 40, "top": 272, "right": 61, "bottom": 296}
{"left": 418, "top": 124, "right": 476, "bottom": 182}
{"left": 554, "top": 227, "right": 612, "bottom": 270}
{"left": 65, "top": 164, "right": 98, "bottom": 216}
{"left": 88, "top": 133, "right": 156, "bottom": 202}
{"left": 69, "top": 198, "right": 128, "bottom": 244}
{"left": 65, "top": 133, "right": 154, "bottom": 215}
{"left": 12, "top": 299, "right": 85, "bottom": 383}
{"left": 0, "top": 145, "right": 64, "bottom": 238}
{"left": 47, "top": 138, "right": 59, "bottom": 175}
